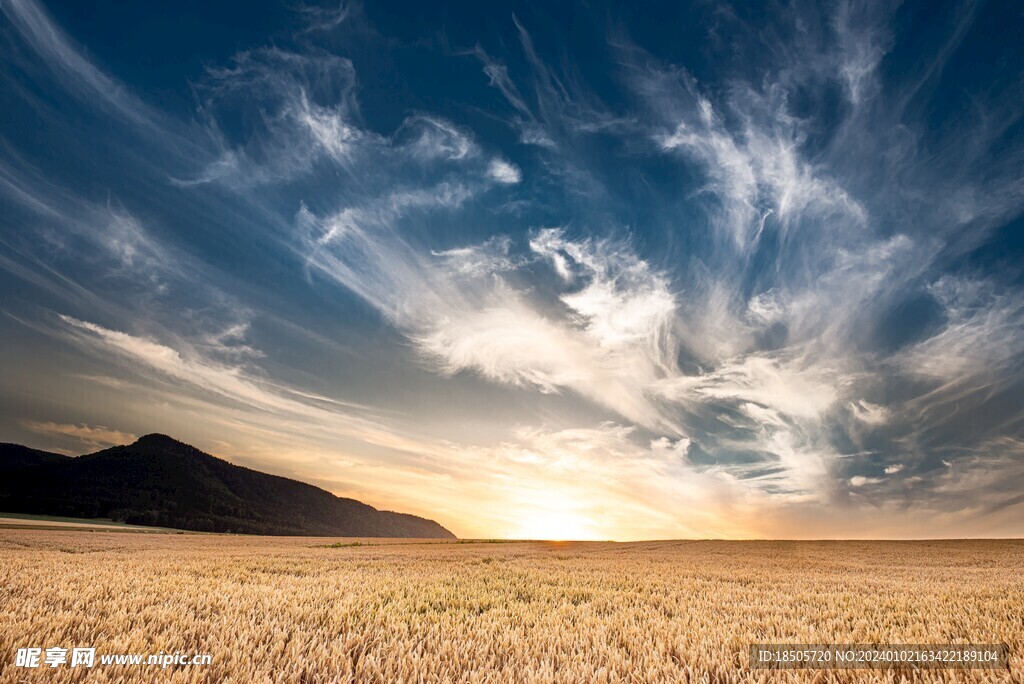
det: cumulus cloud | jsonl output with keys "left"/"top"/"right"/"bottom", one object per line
{"left": 486, "top": 159, "right": 521, "bottom": 184}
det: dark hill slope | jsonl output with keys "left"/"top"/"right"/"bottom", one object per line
{"left": 0, "top": 443, "right": 70, "bottom": 470}
{"left": 0, "top": 434, "right": 454, "bottom": 538}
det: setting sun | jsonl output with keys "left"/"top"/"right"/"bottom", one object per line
{"left": 512, "top": 508, "right": 600, "bottom": 542}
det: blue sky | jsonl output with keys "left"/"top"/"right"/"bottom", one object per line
{"left": 1, "top": 0, "right": 1022, "bottom": 539}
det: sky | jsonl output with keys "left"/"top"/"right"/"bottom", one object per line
{"left": 1, "top": 0, "right": 1022, "bottom": 541}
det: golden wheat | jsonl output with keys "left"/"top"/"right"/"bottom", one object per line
{"left": 0, "top": 531, "right": 1020, "bottom": 683}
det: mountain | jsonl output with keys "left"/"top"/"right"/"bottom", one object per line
{"left": 0, "top": 434, "right": 455, "bottom": 538}
{"left": 0, "top": 443, "right": 71, "bottom": 470}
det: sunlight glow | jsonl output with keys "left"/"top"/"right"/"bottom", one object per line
{"left": 511, "top": 507, "right": 600, "bottom": 542}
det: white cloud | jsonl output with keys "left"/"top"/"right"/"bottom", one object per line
{"left": 55, "top": 315, "right": 429, "bottom": 456}
{"left": 897, "top": 277, "right": 1024, "bottom": 382}
{"left": 303, "top": 205, "right": 682, "bottom": 430}
{"left": 431, "top": 236, "right": 519, "bottom": 277}
{"left": 530, "top": 228, "right": 677, "bottom": 352}
{"left": 746, "top": 290, "right": 786, "bottom": 325}
{"left": 296, "top": 91, "right": 361, "bottom": 164}
{"left": 658, "top": 352, "right": 843, "bottom": 420}
{"left": 850, "top": 400, "right": 889, "bottom": 426}
{"left": 650, "top": 436, "right": 692, "bottom": 458}
{"left": 486, "top": 159, "right": 522, "bottom": 184}
{"left": 297, "top": 2, "right": 351, "bottom": 34}
{"left": 400, "top": 115, "right": 477, "bottom": 161}
{"left": 830, "top": 0, "right": 892, "bottom": 105}
{"left": 657, "top": 94, "right": 865, "bottom": 249}
{"left": 0, "top": 0, "right": 171, "bottom": 133}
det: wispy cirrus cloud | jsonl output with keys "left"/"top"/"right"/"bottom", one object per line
{"left": 301, "top": 192, "right": 682, "bottom": 430}
{"left": 1, "top": 0, "right": 1022, "bottom": 539}
{"left": 21, "top": 421, "right": 136, "bottom": 451}
{"left": 0, "top": 0, "right": 160, "bottom": 129}
{"left": 55, "top": 315, "right": 411, "bottom": 449}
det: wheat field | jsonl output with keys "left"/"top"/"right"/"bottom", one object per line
{"left": 0, "top": 530, "right": 1020, "bottom": 683}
